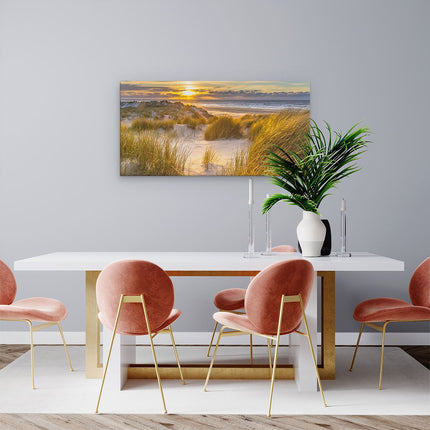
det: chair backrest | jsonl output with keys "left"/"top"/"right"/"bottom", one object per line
{"left": 245, "top": 259, "right": 314, "bottom": 335}
{"left": 96, "top": 260, "right": 174, "bottom": 335}
{"left": 0, "top": 260, "right": 17, "bottom": 305}
{"left": 271, "top": 245, "right": 297, "bottom": 253}
{"left": 409, "top": 257, "right": 430, "bottom": 308}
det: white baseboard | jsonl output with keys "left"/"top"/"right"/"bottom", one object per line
{"left": 0, "top": 331, "right": 429, "bottom": 346}
{"left": 334, "top": 332, "right": 430, "bottom": 346}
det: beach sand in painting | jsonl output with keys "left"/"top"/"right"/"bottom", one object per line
{"left": 120, "top": 81, "right": 310, "bottom": 176}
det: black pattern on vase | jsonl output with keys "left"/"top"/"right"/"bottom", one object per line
{"left": 298, "top": 219, "right": 331, "bottom": 256}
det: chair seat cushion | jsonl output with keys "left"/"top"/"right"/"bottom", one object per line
{"left": 98, "top": 308, "right": 181, "bottom": 336}
{"left": 353, "top": 298, "right": 430, "bottom": 322}
{"left": 153, "top": 308, "right": 181, "bottom": 333}
{"left": 213, "top": 311, "right": 299, "bottom": 336}
{"left": 214, "top": 288, "right": 246, "bottom": 310}
{"left": 0, "top": 297, "right": 67, "bottom": 322}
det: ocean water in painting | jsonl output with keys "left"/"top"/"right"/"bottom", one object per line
{"left": 120, "top": 81, "right": 310, "bottom": 176}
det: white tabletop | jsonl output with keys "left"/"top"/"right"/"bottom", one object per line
{"left": 14, "top": 252, "right": 404, "bottom": 272}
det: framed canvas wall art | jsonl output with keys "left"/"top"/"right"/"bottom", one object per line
{"left": 120, "top": 81, "right": 310, "bottom": 176}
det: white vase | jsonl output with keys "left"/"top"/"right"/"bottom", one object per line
{"left": 297, "top": 211, "right": 326, "bottom": 257}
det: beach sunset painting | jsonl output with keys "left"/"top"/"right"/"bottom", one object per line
{"left": 120, "top": 81, "right": 310, "bottom": 176}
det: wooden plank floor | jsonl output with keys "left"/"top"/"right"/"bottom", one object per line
{"left": 0, "top": 414, "right": 429, "bottom": 430}
{"left": 0, "top": 345, "right": 428, "bottom": 430}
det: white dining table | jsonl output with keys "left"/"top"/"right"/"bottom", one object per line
{"left": 14, "top": 251, "right": 404, "bottom": 392}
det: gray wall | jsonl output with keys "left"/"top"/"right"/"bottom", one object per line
{"left": 0, "top": 0, "right": 429, "bottom": 333}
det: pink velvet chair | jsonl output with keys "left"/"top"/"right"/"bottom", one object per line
{"left": 350, "top": 257, "right": 430, "bottom": 389}
{"left": 95, "top": 260, "right": 184, "bottom": 414}
{"left": 204, "top": 259, "right": 326, "bottom": 416}
{"left": 207, "top": 245, "right": 297, "bottom": 359}
{"left": 0, "top": 260, "right": 73, "bottom": 388}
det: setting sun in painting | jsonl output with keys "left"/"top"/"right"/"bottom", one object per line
{"left": 181, "top": 89, "right": 196, "bottom": 97}
{"left": 120, "top": 81, "right": 310, "bottom": 176}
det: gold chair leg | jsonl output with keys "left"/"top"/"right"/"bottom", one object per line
{"left": 250, "top": 334, "right": 253, "bottom": 365}
{"left": 379, "top": 322, "right": 389, "bottom": 390}
{"left": 57, "top": 323, "right": 74, "bottom": 372}
{"left": 267, "top": 338, "right": 272, "bottom": 371}
{"left": 267, "top": 334, "right": 281, "bottom": 417}
{"left": 268, "top": 296, "right": 287, "bottom": 417}
{"left": 301, "top": 309, "right": 327, "bottom": 407}
{"left": 206, "top": 321, "right": 218, "bottom": 357}
{"left": 147, "top": 328, "right": 167, "bottom": 413}
{"left": 141, "top": 296, "right": 167, "bottom": 414}
{"left": 350, "top": 322, "right": 364, "bottom": 371}
{"left": 204, "top": 326, "right": 225, "bottom": 391}
{"left": 95, "top": 296, "right": 124, "bottom": 414}
{"left": 26, "top": 321, "right": 35, "bottom": 389}
{"left": 168, "top": 326, "right": 185, "bottom": 385}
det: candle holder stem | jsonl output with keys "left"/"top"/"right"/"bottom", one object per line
{"left": 244, "top": 203, "right": 257, "bottom": 258}
{"left": 261, "top": 208, "right": 272, "bottom": 256}
{"left": 337, "top": 203, "right": 351, "bottom": 257}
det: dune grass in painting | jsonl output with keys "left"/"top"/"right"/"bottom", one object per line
{"left": 201, "top": 146, "right": 218, "bottom": 171}
{"left": 120, "top": 126, "right": 190, "bottom": 176}
{"left": 204, "top": 116, "right": 243, "bottom": 141}
{"left": 120, "top": 81, "right": 310, "bottom": 176}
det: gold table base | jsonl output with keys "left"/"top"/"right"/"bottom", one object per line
{"left": 85, "top": 270, "right": 335, "bottom": 380}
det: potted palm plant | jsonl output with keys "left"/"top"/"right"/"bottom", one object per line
{"left": 262, "top": 120, "right": 369, "bottom": 257}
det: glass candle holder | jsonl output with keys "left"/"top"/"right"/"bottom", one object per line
{"left": 244, "top": 202, "right": 257, "bottom": 258}
{"left": 244, "top": 178, "right": 258, "bottom": 258}
{"left": 261, "top": 194, "right": 273, "bottom": 255}
{"left": 337, "top": 198, "right": 351, "bottom": 257}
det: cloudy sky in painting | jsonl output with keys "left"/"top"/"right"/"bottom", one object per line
{"left": 120, "top": 81, "right": 310, "bottom": 102}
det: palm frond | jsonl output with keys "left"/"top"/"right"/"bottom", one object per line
{"left": 262, "top": 121, "right": 369, "bottom": 214}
